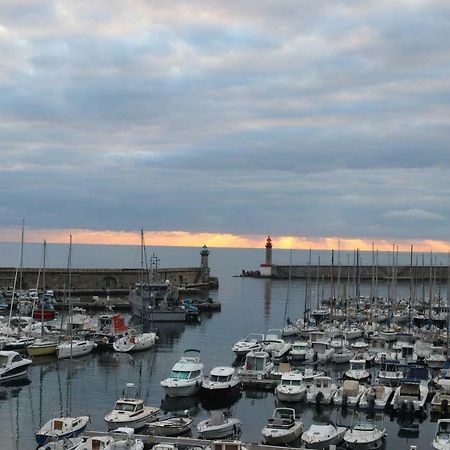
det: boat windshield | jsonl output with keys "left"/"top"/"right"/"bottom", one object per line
{"left": 211, "top": 375, "right": 230, "bottom": 382}
{"left": 438, "top": 422, "right": 450, "bottom": 439}
{"left": 170, "top": 370, "right": 191, "bottom": 380}
{"left": 114, "top": 402, "right": 136, "bottom": 412}
{"left": 282, "top": 379, "right": 301, "bottom": 386}
{"left": 0, "top": 355, "right": 8, "bottom": 367}
{"left": 352, "top": 362, "right": 365, "bottom": 370}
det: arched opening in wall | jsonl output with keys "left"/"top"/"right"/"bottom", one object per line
{"left": 102, "top": 276, "right": 117, "bottom": 290}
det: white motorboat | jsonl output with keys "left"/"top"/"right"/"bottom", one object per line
{"left": 36, "top": 416, "right": 90, "bottom": 447}
{"left": 306, "top": 376, "right": 337, "bottom": 405}
{"left": 427, "top": 346, "right": 447, "bottom": 369}
{"left": 104, "top": 383, "right": 160, "bottom": 430}
{"left": 433, "top": 419, "right": 450, "bottom": 450}
{"left": 302, "top": 422, "right": 347, "bottom": 449}
{"left": 391, "top": 381, "right": 428, "bottom": 413}
{"left": 238, "top": 351, "right": 274, "bottom": 379}
{"left": 72, "top": 435, "right": 114, "bottom": 449}
{"left": 377, "top": 360, "right": 404, "bottom": 386}
{"left": 261, "top": 407, "right": 304, "bottom": 445}
{"left": 431, "top": 390, "right": 450, "bottom": 415}
{"left": 306, "top": 341, "right": 334, "bottom": 364}
{"left": 38, "top": 437, "right": 84, "bottom": 450}
{"left": 333, "top": 380, "right": 365, "bottom": 408}
{"left": 359, "top": 384, "right": 394, "bottom": 410}
{"left": 0, "top": 350, "right": 32, "bottom": 381}
{"left": 344, "top": 359, "right": 370, "bottom": 382}
{"left": 275, "top": 371, "right": 307, "bottom": 403}
{"left": 262, "top": 330, "right": 292, "bottom": 362}
{"left": 57, "top": 340, "right": 96, "bottom": 359}
{"left": 380, "top": 328, "right": 397, "bottom": 342}
{"left": 147, "top": 413, "right": 193, "bottom": 436}
{"left": 201, "top": 366, "right": 241, "bottom": 398}
{"left": 161, "top": 349, "right": 204, "bottom": 397}
{"left": 333, "top": 347, "right": 354, "bottom": 364}
{"left": 113, "top": 332, "right": 158, "bottom": 352}
{"left": 344, "top": 422, "right": 386, "bottom": 450}
{"left": 197, "top": 410, "right": 242, "bottom": 439}
{"left": 343, "top": 326, "right": 363, "bottom": 340}
{"left": 288, "top": 341, "right": 309, "bottom": 361}
{"left": 231, "top": 334, "right": 264, "bottom": 356}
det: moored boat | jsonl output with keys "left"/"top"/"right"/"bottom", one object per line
{"left": 261, "top": 407, "right": 304, "bottom": 445}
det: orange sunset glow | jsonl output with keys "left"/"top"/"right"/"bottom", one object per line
{"left": 0, "top": 227, "right": 449, "bottom": 253}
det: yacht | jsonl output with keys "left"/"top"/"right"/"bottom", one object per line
{"left": 104, "top": 383, "right": 160, "bottom": 430}
{"left": 161, "top": 349, "right": 204, "bottom": 397}
{"left": 57, "top": 339, "right": 96, "bottom": 359}
{"left": 261, "top": 408, "right": 304, "bottom": 445}
{"left": 0, "top": 350, "right": 32, "bottom": 381}
{"left": 113, "top": 332, "right": 158, "bottom": 352}
{"left": 275, "top": 371, "right": 307, "bottom": 403}
{"left": 201, "top": 366, "right": 241, "bottom": 398}
{"left": 231, "top": 334, "right": 264, "bottom": 356}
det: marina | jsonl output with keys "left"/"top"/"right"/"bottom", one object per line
{"left": 0, "top": 244, "right": 450, "bottom": 449}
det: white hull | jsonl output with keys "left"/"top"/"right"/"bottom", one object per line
{"left": 198, "top": 420, "right": 241, "bottom": 439}
{"left": 276, "top": 388, "right": 306, "bottom": 403}
{"left": 105, "top": 413, "right": 153, "bottom": 430}
{"left": 58, "top": 341, "right": 95, "bottom": 359}
{"left": 162, "top": 382, "right": 201, "bottom": 398}
{"left": 262, "top": 422, "right": 303, "bottom": 445}
{"left": 113, "top": 333, "right": 157, "bottom": 352}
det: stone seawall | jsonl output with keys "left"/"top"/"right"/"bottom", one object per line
{"left": 0, "top": 267, "right": 217, "bottom": 291}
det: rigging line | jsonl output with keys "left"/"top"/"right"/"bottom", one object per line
{"left": 283, "top": 250, "right": 292, "bottom": 325}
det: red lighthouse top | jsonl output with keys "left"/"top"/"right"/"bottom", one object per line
{"left": 265, "top": 236, "right": 272, "bottom": 248}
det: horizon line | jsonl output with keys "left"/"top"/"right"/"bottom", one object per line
{"left": 0, "top": 226, "right": 448, "bottom": 253}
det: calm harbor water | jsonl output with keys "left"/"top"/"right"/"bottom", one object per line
{"left": 0, "top": 243, "right": 446, "bottom": 450}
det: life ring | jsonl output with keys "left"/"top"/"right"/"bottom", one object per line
{"left": 246, "top": 362, "right": 252, "bottom": 370}
{"left": 103, "top": 327, "right": 110, "bottom": 334}
{"left": 130, "top": 336, "right": 135, "bottom": 344}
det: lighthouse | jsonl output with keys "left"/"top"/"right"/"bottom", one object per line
{"left": 260, "top": 236, "right": 273, "bottom": 277}
{"left": 200, "top": 244, "right": 210, "bottom": 283}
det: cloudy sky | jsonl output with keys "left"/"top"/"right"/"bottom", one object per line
{"left": 1, "top": 0, "right": 450, "bottom": 250}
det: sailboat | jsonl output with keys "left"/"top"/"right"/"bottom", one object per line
{"left": 36, "top": 237, "right": 91, "bottom": 446}
{"left": 27, "top": 241, "right": 58, "bottom": 357}
{"left": 57, "top": 237, "right": 96, "bottom": 359}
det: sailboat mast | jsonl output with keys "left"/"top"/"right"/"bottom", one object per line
{"left": 19, "top": 219, "right": 24, "bottom": 291}
{"left": 41, "top": 240, "right": 46, "bottom": 337}
{"left": 283, "top": 250, "right": 292, "bottom": 325}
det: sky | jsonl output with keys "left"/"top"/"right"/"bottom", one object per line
{"left": 1, "top": 0, "right": 450, "bottom": 250}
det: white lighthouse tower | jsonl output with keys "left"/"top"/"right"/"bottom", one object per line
{"left": 260, "top": 236, "right": 273, "bottom": 277}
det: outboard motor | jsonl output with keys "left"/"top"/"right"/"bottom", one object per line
{"left": 316, "top": 391, "right": 324, "bottom": 406}
{"left": 399, "top": 399, "right": 408, "bottom": 414}
{"left": 442, "top": 399, "right": 449, "bottom": 415}
{"left": 342, "top": 393, "right": 348, "bottom": 409}
{"left": 367, "top": 393, "right": 376, "bottom": 411}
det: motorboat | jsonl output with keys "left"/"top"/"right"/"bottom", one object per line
{"left": 301, "top": 367, "right": 325, "bottom": 387}
{"left": 433, "top": 419, "right": 450, "bottom": 450}
{"left": 431, "top": 388, "right": 450, "bottom": 415}
{"left": 262, "top": 330, "right": 292, "bottom": 362}
{"left": 104, "top": 383, "right": 160, "bottom": 430}
{"left": 197, "top": 410, "right": 242, "bottom": 439}
{"left": 306, "top": 376, "right": 337, "bottom": 405}
{"left": 37, "top": 437, "right": 84, "bottom": 450}
{"left": 391, "top": 380, "right": 429, "bottom": 413}
{"left": 36, "top": 416, "right": 90, "bottom": 446}
{"left": 231, "top": 334, "right": 264, "bottom": 356}
{"left": 71, "top": 435, "right": 114, "bottom": 449}
{"left": 95, "top": 313, "right": 128, "bottom": 348}
{"left": 380, "top": 328, "right": 397, "bottom": 342}
{"left": 427, "top": 346, "right": 447, "bottom": 369}
{"left": 333, "top": 380, "right": 365, "bottom": 408}
{"left": 147, "top": 413, "right": 193, "bottom": 436}
{"left": 333, "top": 347, "right": 354, "bottom": 364}
{"left": 275, "top": 371, "right": 307, "bottom": 402}
{"left": 0, "top": 350, "right": 32, "bottom": 381}
{"left": 343, "top": 326, "right": 363, "bottom": 340}
{"left": 57, "top": 340, "right": 96, "bottom": 359}
{"left": 344, "top": 422, "right": 386, "bottom": 450}
{"left": 161, "top": 349, "right": 204, "bottom": 397}
{"left": 359, "top": 384, "right": 394, "bottom": 410}
{"left": 113, "top": 332, "right": 158, "bottom": 352}
{"left": 27, "top": 339, "right": 58, "bottom": 357}
{"left": 201, "top": 366, "right": 241, "bottom": 398}
{"left": 306, "top": 341, "right": 334, "bottom": 364}
{"left": 377, "top": 360, "right": 404, "bottom": 386}
{"left": 261, "top": 407, "right": 304, "bottom": 445}
{"left": 288, "top": 341, "right": 309, "bottom": 362}
{"left": 344, "top": 359, "right": 370, "bottom": 382}
{"left": 237, "top": 351, "right": 274, "bottom": 379}
{"left": 302, "top": 422, "right": 347, "bottom": 449}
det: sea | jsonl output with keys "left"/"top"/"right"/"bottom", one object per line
{"left": 0, "top": 242, "right": 447, "bottom": 450}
